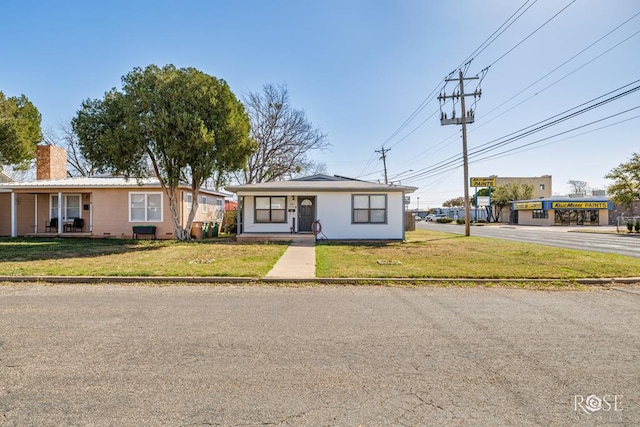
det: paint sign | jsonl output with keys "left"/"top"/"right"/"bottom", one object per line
{"left": 470, "top": 177, "right": 496, "bottom": 187}
{"left": 513, "top": 201, "right": 542, "bottom": 210}
{"left": 551, "top": 202, "right": 608, "bottom": 209}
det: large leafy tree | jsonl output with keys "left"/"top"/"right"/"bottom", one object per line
{"left": 491, "top": 182, "right": 534, "bottom": 222}
{"left": 237, "top": 83, "right": 329, "bottom": 184}
{"left": 72, "top": 64, "right": 253, "bottom": 240}
{"left": 443, "top": 196, "right": 465, "bottom": 208}
{"left": 606, "top": 153, "right": 640, "bottom": 207}
{"left": 0, "top": 91, "right": 42, "bottom": 170}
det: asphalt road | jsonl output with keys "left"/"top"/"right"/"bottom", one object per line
{"left": 1, "top": 284, "right": 639, "bottom": 426}
{"left": 418, "top": 222, "right": 640, "bottom": 258}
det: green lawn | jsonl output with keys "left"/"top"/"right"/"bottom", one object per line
{"left": 315, "top": 229, "right": 640, "bottom": 279}
{"left": 1, "top": 229, "right": 638, "bottom": 281}
{"left": 0, "top": 238, "right": 288, "bottom": 277}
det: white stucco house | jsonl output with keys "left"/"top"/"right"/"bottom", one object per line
{"left": 225, "top": 174, "right": 417, "bottom": 241}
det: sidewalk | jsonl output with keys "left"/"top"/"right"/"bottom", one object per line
{"left": 265, "top": 240, "right": 316, "bottom": 279}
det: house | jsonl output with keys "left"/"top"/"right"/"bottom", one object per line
{"left": 0, "top": 145, "right": 225, "bottom": 239}
{"left": 225, "top": 174, "right": 417, "bottom": 241}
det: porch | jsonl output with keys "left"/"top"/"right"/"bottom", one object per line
{"left": 236, "top": 233, "right": 316, "bottom": 243}
{"left": 26, "top": 231, "right": 92, "bottom": 238}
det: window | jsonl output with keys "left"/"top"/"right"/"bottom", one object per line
{"left": 50, "top": 194, "right": 81, "bottom": 220}
{"left": 200, "top": 195, "right": 208, "bottom": 213}
{"left": 216, "top": 199, "right": 224, "bottom": 221}
{"left": 255, "top": 196, "right": 286, "bottom": 223}
{"left": 532, "top": 209, "right": 548, "bottom": 219}
{"left": 353, "top": 194, "right": 387, "bottom": 224}
{"left": 129, "top": 192, "right": 163, "bottom": 222}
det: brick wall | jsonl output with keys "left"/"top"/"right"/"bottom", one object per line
{"left": 36, "top": 145, "right": 67, "bottom": 180}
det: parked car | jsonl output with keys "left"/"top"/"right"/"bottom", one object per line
{"left": 414, "top": 215, "right": 423, "bottom": 221}
{"left": 426, "top": 214, "right": 446, "bottom": 221}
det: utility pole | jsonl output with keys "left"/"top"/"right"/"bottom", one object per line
{"left": 376, "top": 146, "right": 391, "bottom": 184}
{"left": 437, "top": 70, "right": 480, "bottom": 237}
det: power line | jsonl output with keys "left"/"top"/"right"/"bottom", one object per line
{"left": 476, "top": 25, "right": 640, "bottom": 132}
{"left": 486, "top": 0, "right": 577, "bottom": 69}
{"left": 393, "top": 11, "right": 640, "bottom": 174}
{"left": 374, "top": 0, "right": 537, "bottom": 152}
{"left": 471, "top": 80, "right": 640, "bottom": 155}
{"left": 399, "top": 81, "right": 640, "bottom": 182}
{"left": 469, "top": 105, "right": 640, "bottom": 164}
{"left": 400, "top": 106, "right": 640, "bottom": 183}
{"left": 457, "top": 0, "right": 538, "bottom": 67}
{"left": 377, "top": 0, "right": 573, "bottom": 168}
{"left": 475, "top": 112, "right": 640, "bottom": 163}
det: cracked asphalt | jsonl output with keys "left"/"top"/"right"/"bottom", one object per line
{"left": 1, "top": 284, "right": 639, "bottom": 426}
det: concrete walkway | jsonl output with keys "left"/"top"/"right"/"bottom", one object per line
{"left": 265, "top": 240, "right": 316, "bottom": 279}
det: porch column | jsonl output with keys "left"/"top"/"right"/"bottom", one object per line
{"left": 34, "top": 193, "right": 38, "bottom": 233}
{"left": 238, "top": 196, "right": 244, "bottom": 234}
{"left": 57, "top": 191, "right": 63, "bottom": 233}
{"left": 11, "top": 192, "right": 17, "bottom": 237}
{"left": 89, "top": 193, "right": 93, "bottom": 232}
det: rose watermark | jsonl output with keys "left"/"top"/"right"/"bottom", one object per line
{"left": 574, "top": 394, "right": 623, "bottom": 415}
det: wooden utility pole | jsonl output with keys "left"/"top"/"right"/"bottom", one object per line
{"left": 437, "top": 70, "right": 480, "bottom": 237}
{"left": 376, "top": 146, "right": 391, "bottom": 184}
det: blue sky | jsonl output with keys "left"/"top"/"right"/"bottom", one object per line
{"left": 2, "top": 0, "right": 639, "bottom": 207}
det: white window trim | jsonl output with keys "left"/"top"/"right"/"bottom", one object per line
{"left": 352, "top": 194, "right": 388, "bottom": 224}
{"left": 201, "top": 195, "right": 208, "bottom": 213}
{"left": 129, "top": 192, "right": 164, "bottom": 223}
{"left": 50, "top": 194, "right": 82, "bottom": 220}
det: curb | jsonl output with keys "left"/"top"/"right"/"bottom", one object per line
{"left": 1, "top": 276, "right": 639, "bottom": 286}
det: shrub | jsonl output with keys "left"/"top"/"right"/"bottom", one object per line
{"left": 436, "top": 217, "right": 454, "bottom": 223}
{"left": 223, "top": 210, "right": 238, "bottom": 234}
{"left": 635, "top": 220, "right": 640, "bottom": 233}
{"left": 627, "top": 221, "right": 634, "bottom": 232}
{"left": 456, "top": 218, "right": 465, "bottom": 225}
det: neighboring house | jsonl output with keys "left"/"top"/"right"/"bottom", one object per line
{"left": 0, "top": 145, "right": 225, "bottom": 239}
{"left": 225, "top": 174, "right": 417, "bottom": 241}
{"left": 225, "top": 199, "right": 238, "bottom": 212}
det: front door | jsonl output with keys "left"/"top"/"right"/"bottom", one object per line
{"left": 298, "top": 197, "right": 315, "bottom": 232}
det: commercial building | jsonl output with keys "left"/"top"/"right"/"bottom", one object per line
{"left": 511, "top": 197, "right": 613, "bottom": 226}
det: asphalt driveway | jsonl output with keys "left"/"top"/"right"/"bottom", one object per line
{"left": 1, "top": 284, "right": 638, "bottom": 426}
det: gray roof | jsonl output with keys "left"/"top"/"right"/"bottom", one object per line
{"left": 226, "top": 174, "right": 417, "bottom": 193}
{"left": 0, "top": 170, "right": 15, "bottom": 183}
{"left": 0, "top": 176, "right": 225, "bottom": 196}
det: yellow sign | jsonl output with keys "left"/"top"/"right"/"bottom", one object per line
{"left": 513, "top": 202, "right": 542, "bottom": 210}
{"left": 552, "top": 202, "right": 608, "bottom": 209}
{"left": 470, "top": 177, "right": 496, "bottom": 187}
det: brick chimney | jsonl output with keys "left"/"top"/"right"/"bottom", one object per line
{"left": 36, "top": 145, "right": 67, "bottom": 180}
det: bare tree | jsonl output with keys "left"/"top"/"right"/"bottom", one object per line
{"left": 567, "top": 179, "right": 588, "bottom": 196}
{"left": 236, "top": 83, "right": 329, "bottom": 184}
{"left": 42, "top": 121, "right": 96, "bottom": 177}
